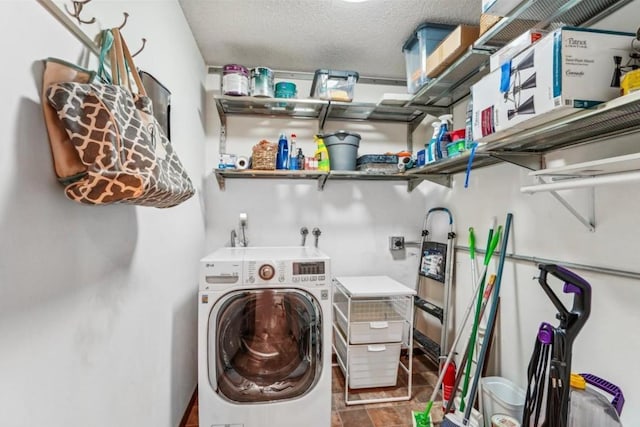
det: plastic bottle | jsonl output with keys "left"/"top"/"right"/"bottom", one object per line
{"left": 442, "top": 361, "right": 456, "bottom": 412}
{"left": 289, "top": 133, "right": 298, "bottom": 170}
{"left": 436, "top": 114, "right": 453, "bottom": 160}
{"left": 314, "top": 135, "right": 330, "bottom": 171}
{"left": 465, "top": 97, "right": 474, "bottom": 150}
{"left": 297, "top": 148, "right": 305, "bottom": 170}
{"left": 427, "top": 121, "right": 441, "bottom": 164}
{"left": 276, "top": 132, "right": 289, "bottom": 170}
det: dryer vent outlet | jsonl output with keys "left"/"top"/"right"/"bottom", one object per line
{"left": 389, "top": 236, "right": 405, "bottom": 250}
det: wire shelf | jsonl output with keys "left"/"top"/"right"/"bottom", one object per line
{"left": 479, "top": 91, "right": 640, "bottom": 152}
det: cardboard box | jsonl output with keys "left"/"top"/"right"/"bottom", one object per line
{"left": 490, "top": 29, "right": 547, "bottom": 72}
{"left": 482, "top": 0, "right": 521, "bottom": 15}
{"left": 472, "top": 27, "right": 635, "bottom": 140}
{"left": 426, "top": 25, "right": 480, "bottom": 78}
{"left": 479, "top": 13, "right": 502, "bottom": 36}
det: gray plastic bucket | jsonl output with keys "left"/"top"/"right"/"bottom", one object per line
{"left": 322, "top": 131, "right": 361, "bottom": 170}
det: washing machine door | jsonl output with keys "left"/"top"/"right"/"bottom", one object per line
{"left": 209, "top": 288, "right": 323, "bottom": 403}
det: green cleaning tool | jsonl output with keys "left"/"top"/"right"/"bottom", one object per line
{"left": 459, "top": 219, "right": 498, "bottom": 413}
{"left": 412, "top": 225, "right": 502, "bottom": 427}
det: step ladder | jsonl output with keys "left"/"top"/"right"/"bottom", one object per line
{"left": 413, "top": 207, "right": 456, "bottom": 365}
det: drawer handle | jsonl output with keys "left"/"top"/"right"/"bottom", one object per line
{"left": 367, "top": 345, "right": 387, "bottom": 352}
{"left": 369, "top": 321, "right": 389, "bottom": 329}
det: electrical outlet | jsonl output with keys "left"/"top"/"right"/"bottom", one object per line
{"left": 389, "top": 236, "right": 405, "bottom": 250}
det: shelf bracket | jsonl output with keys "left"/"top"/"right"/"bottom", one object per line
{"left": 490, "top": 152, "right": 543, "bottom": 171}
{"left": 215, "top": 98, "right": 228, "bottom": 154}
{"left": 406, "top": 178, "right": 423, "bottom": 192}
{"left": 215, "top": 171, "right": 226, "bottom": 191}
{"left": 536, "top": 177, "right": 596, "bottom": 232}
{"left": 318, "top": 103, "right": 329, "bottom": 132}
{"left": 317, "top": 174, "right": 329, "bottom": 191}
{"left": 406, "top": 122, "right": 414, "bottom": 153}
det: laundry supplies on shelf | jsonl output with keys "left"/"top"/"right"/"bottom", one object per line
{"left": 222, "top": 64, "right": 250, "bottom": 96}
{"left": 426, "top": 121, "right": 441, "bottom": 164}
{"left": 314, "top": 135, "right": 330, "bottom": 172}
{"left": 276, "top": 133, "right": 289, "bottom": 170}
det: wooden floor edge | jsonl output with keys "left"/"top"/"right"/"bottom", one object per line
{"left": 178, "top": 386, "right": 198, "bottom": 427}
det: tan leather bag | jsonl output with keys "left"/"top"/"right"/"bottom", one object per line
{"left": 41, "top": 58, "right": 94, "bottom": 184}
{"left": 45, "top": 28, "right": 195, "bottom": 208}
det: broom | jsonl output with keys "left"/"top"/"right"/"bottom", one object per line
{"left": 412, "top": 225, "right": 501, "bottom": 427}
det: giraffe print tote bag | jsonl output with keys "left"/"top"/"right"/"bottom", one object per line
{"left": 45, "top": 29, "right": 195, "bottom": 208}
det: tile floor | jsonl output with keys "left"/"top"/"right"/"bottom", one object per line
{"left": 184, "top": 353, "right": 444, "bottom": 427}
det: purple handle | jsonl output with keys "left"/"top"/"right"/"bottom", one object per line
{"left": 537, "top": 322, "right": 554, "bottom": 344}
{"left": 555, "top": 265, "right": 591, "bottom": 292}
{"left": 563, "top": 282, "right": 582, "bottom": 295}
{"left": 580, "top": 373, "right": 625, "bottom": 416}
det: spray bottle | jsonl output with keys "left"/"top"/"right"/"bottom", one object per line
{"left": 314, "top": 135, "right": 330, "bottom": 171}
{"left": 436, "top": 114, "right": 453, "bottom": 160}
{"left": 426, "top": 121, "right": 441, "bottom": 164}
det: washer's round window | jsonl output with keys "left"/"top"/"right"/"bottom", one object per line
{"left": 211, "top": 289, "right": 322, "bottom": 403}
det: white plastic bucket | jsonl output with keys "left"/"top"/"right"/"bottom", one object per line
{"left": 442, "top": 412, "right": 480, "bottom": 427}
{"left": 480, "top": 377, "right": 525, "bottom": 427}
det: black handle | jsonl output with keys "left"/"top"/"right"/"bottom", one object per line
{"left": 537, "top": 264, "right": 591, "bottom": 342}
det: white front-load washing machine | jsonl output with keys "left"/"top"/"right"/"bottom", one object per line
{"left": 198, "top": 246, "right": 332, "bottom": 427}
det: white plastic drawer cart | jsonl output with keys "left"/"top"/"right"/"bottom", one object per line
{"left": 332, "top": 275, "right": 416, "bottom": 405}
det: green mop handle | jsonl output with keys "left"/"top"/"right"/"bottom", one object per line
{"left": 469, "top": 227, "right": 476, "bottom": 260}
{"left": 460, "top": 226, "right": 502, "bottom": 412}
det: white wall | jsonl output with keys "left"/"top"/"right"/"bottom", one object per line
{"left": 0, "top": 2, "right": 205, "bottom": 426}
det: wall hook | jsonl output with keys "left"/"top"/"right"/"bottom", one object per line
{"left": 64, "top": 0, "right": 96, "bottom": 26}
{"left": 117, "top": 12, "right": 129, "bottom": 29}
{"left": 132, "top": 38, "right": 147, "bottom": 57}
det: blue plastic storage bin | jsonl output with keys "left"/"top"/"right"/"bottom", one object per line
{"left": 403, "top": 23, "right": 455, "bottom": 94}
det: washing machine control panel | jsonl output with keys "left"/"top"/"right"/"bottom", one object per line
{"left": 246, "top": 259, "right": 328, "bottom": 286}
{"left": 200, "top": 261, "right": 242, "bottom": 289}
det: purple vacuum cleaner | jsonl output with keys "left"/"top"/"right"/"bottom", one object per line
{"left": 522, "top": 264, "right": 592, "bottom": 427}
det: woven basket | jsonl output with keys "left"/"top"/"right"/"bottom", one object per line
{"left": 251, "top": 140, "right": 277, "bottom": 170}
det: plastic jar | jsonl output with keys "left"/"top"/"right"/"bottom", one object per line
{"left": 275, "top": 82, "right": 297, "bottom": 99}
{"left": 275, "top": 82, "right": 297, "bottom": 108}
{"left": 222, "top": 64, "right": 249, "bottom": 96}
{"left": 251, "top": 67, "right": 274, "bottom": 97}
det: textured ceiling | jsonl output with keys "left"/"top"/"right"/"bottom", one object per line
{"left": 179, "top": 0, "right": 482, "bottom": 79}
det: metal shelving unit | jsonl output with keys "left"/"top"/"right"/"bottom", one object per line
{"left": 407, "top": 48, "right": 493, "bottom": 107}
{"left": 212, "top": 94, "right": 450, "bottom": 191}
{"left": 407, "top": 0, "right": 632, "bottom": 108}
{"left": 213, "top": 95, "right": 444, "bottom": 154}
{"left": 214, "top": 91, "right": 640, "bottom": 191}
{"left": 214, "top": 169, "right": 449, "bottom": 192}
{"left": 212, "top": 0, "right": 633, "bottom": 192}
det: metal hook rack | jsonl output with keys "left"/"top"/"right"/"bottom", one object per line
{"left": 38, "top": 0, "right": 147, "bottom": 60}
{"left": 117, "top": 12, "right": 129, "bottom": 30}
{"left": 132, "top": 38, "right": 147, "bottom": 58}
{"left": 64, "top": 0, "right": 95, "bottom": 26}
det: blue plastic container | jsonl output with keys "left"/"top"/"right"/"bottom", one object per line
{"left": 403, "top": 23, "right": 456, "bottom": 94}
